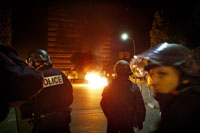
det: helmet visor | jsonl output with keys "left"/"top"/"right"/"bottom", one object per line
{"left": 130, "top": 56, "right": 150, "bottom": 77}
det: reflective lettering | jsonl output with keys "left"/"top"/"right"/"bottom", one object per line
{"left": 44, "top": 75, "right": 63, "bottom": 88}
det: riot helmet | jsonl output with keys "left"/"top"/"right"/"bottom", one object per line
{"left": 114, "top": 60, "right": 133, "bottom": 76}
{"left": 26, "top": 49, "right": 52, "bottom": 69}
{"left": 130, "top": 42, "right": 200, "bottom": 77}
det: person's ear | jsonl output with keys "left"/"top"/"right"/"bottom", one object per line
{"left": 182, "top": 79, "right": 190, "bottom": 84}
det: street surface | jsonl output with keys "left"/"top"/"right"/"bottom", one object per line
{"left": 0, "top": 80, "right": 160, "bottom": 133}
{"left": 70, "top": 81, "right": 160, "bottom": 133}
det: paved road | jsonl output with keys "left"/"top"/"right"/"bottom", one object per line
{"left": 70, "top": 84, "right": 107, "bottom": 133}
{"left": 0, "top": 80, "right": 160, "bottom": 133}
{"left": 70, "top": 81, "right": 160, "bottom": 133}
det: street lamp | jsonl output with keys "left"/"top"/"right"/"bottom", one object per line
{"left": 121, "top": 33, "right": 136, "bottom": 56}
{"left": 121, "top": 33, "right": 137, "bottom": 83}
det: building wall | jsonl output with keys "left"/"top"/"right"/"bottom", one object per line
{"left": 47, "top": 4, "right": 112, "bottom": 75}
{"left": 48, "top": 7, "right": 80, "bottom": 71}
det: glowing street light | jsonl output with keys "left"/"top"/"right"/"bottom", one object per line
{"left": 121, "top": 33, "right": 136, "bottom": 56}
{"left": 121, "top": 33, "right": 128, "bottom": 40}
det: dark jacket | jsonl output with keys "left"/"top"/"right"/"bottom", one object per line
{"left": 0, "top": 45, "right": 44, "bottom": 122}
{"left": 20, "top": 64, "right": 73, "bottom": 132}
{"left": 20, "top": 65, "right": 73, "bottom": 116}
{"left": 155, "top": 84, "right": 200, "bottom": 133}
{"left": 100, "top": 77, "right": 146, "bottom": 128}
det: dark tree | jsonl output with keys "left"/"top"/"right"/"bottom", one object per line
{"left": 150, "top": 3, "right": 200, "bottom": 49}
{"left": 150, "top": 10, "right": 170, "bottom": 47}
{"left": 186, "top": 5, "right": 200, "bottom": 49}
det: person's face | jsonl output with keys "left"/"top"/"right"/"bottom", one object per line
{"left": 25, "top": 57, "right": 34, "bottom": 68}
{"left": 147, "top": 67, "right": 180, "bottom": 94}
{"left": 25, "top": 58, "right": 41, "bottom": 69}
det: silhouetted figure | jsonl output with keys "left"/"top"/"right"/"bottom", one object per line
{"left": 0, "top": 44, "right": 44, "bottom": 122}
{"left": 100, "top": 60, "right": 146, "bottom": 133}
{"left": 132, "top": 42, "right": 200, "bottom": 132}
{"left": 20, "top": 49, "right": 73, "bottom": 133}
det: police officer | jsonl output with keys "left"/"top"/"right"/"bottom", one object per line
{"left": 20, "top": 49, "right": 73, "bottom": 133}
{"left": 100, "top": 60, "right": 146, "bottom": 133}
{"left": 131, "top": 42, "right": 200, "bottom": 132}
{"left": 0, "top": 44, "right": 43, "bottom": 122}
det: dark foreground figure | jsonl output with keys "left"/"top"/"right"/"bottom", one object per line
{"left": 101, "top": 60, "right": 146, "bottom": 133}
{"left": 132, "top": 42, "right": 200, "bottom": 132}
{"left": 0, "top": 44, "right": 43, "bottom": 122}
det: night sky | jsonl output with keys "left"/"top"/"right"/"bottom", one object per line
{"left": 10, "top": 1, "right": 154, "bottom": 57}
{"left": 9, "top": 0, "right": 199, "bottom": 58}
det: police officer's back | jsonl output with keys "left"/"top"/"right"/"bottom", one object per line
{"left": 20, "top": 49, "right": 73, "bottom": 133}
{"left": 100, "top": 60, "right": 146, "bottom": 133}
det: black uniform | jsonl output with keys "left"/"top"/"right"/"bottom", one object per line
{"left": 100, "top": 77, "right": 146, "bottom": 133}
{"left": 0, "top": 45, "right": 43, "bottom": 122}
{"left": 20, "top": 65, "right": 73, "bottom": 133}
{"left": 155, "top": 83, "right": 200, "bottom": 133}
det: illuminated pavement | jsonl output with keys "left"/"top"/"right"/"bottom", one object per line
{"left": 0, "top": 81, "right": 160, "bottom": 133}
{"left": 70, "top": 84, "right": 107, "bottom": 133}
{"left": 70, "top": 81, "right": 160, "bottom": 133}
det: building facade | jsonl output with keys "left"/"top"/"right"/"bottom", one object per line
{"left": 47, "top": 4, "right": 112, "bottom": 78}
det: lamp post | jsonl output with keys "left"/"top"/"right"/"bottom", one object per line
{"left": 121, "top": 33, "right": 137, "bottom": 83}
{"left": 121, "top": 33, "right": 136, "bottom": 56}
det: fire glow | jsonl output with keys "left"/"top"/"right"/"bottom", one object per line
{"left": 85, "top": 72, "right": 108, "bottom": 89}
